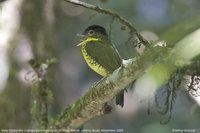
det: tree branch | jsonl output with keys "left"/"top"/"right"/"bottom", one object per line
{"left": 50, "top": 28, "right": 200, "bottom": 129}
{"left": 50, "top": 45, "right": 165, "bottom": 129}
{"left": 64, "top": 0, "right": 149, "bottom": 46}
{"left": 48, "top": 0, "right": 200, "bottom": 129}
{"left": 29, "top": 58, "right": 56, "bottom": 128}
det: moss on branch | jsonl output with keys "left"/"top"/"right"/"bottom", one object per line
{"left": 51, "top": 28, "right": 200, "bottom": 129}
{"left": 50, "top": 45, "right": 166, "bottom": 129}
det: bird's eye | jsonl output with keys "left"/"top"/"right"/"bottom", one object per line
{"left": 88, "top": 30, "right": 94, "bottom": 36}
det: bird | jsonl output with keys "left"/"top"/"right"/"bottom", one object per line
{"left": 77, "top": 25, "right": 124, "bottom": 107}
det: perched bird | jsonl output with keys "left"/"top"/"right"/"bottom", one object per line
{"left": 77, "top": 25, "right": 124, "bottom": 107}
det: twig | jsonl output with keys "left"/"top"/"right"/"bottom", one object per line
{"left": 29, "top": 58, "right": 56, "bottom": 128}
{"left": 64, "top": 0, "right": 149, "bottom": 46}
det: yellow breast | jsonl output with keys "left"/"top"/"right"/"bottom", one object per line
{"left": 81, "top": 47, "right": 109, "bottom": 77}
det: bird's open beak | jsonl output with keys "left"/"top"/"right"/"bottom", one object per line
{"left": 76, "top": 41, "right": 85, "bottom": 46}
{"left": 76, "top": 33, "right": 85, "bottom": 38}
{"left": 76, "top": 34, "right": 86, "bottom": 46}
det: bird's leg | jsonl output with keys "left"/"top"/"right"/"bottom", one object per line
{"left": 92, "top": 77, "right": 106, "bottom": 88}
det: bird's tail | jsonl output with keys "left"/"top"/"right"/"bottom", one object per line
{"left": 116, "top": 91, "right": 124, "bottom": 107}
{"left": 115, "top": 81, "right": 135, "bottom": 107}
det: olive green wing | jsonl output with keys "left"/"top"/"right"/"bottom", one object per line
{"left": 85, "top": 41, "right": 122, "bottom": 73}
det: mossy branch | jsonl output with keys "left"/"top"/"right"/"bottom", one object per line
{"left": 50, "top": 45, "right": 166, "bottom": 129}
{"left": 64, "top": 0, "right": 149, "bottom": 46}
{"left": 29, "top": 58, "right": 56, "bottom": 128}
{"left": 50, "top": 28, "right": 200, "bottom": 129}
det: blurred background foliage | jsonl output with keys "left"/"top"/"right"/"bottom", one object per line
{"left": 0, "top": 0, "right": 200, "bottom": 132}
